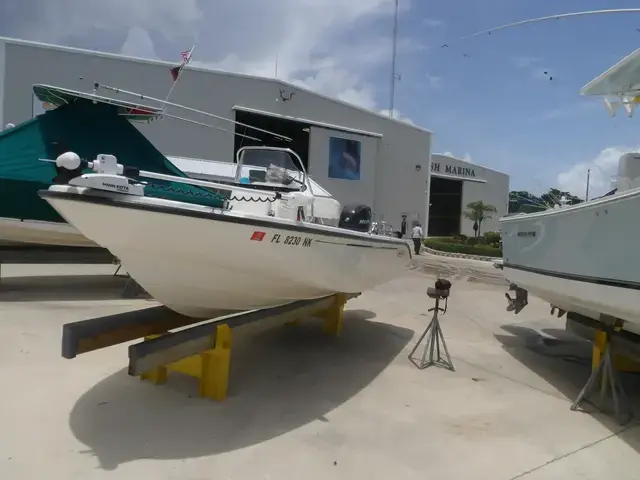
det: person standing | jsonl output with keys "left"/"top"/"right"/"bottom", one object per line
{"left": 411, "top": 221, "right": 423, "bottom": 255}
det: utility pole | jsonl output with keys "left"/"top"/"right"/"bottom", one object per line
{"left": 585, "top": 168, "right": 591, "bottom": 201}
{"left": 388, "top": 0, "right": 400, "bottom": 118}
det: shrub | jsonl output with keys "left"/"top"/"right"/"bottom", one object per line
{"left": 430, "top": 236, "right": 462, "bottom": 244}
{"left": 452, "top": 234, "right": 468, "bottom": 244}
{"left": 423, "top": 238, "right": 502, "bottom": 257}
{"left": 483, "top": 231, "right": 501, "bottom": 245}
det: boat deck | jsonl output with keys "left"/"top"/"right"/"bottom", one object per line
{"left": 1, "top": 260, "right": 639, "bottom": 479}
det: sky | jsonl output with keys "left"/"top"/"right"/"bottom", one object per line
{"left": 1, "top": 0, "right": 640, "bottom": 198}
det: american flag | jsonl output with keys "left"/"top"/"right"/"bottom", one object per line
{"left": 169, "top": 46, "right": 195, "bottom": 82}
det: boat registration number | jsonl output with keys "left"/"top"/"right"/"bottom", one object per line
{"left": 270, "top": 233, "right": 313, "bottom": 247}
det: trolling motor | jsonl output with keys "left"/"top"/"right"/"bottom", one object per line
{"left": 505, "top": 283, "right": 528, "bottom": 314}
{"left": 52, "top": 152, "right": 86, "bottom": 185}
{"left": 52, "top": 152, "right": 145, "bottom": 195}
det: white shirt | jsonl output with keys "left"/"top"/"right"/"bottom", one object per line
{"left": 411, "top": 226, "right": 423, "bottom": 238}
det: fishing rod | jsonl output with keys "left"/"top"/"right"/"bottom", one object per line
{"left": 441, "top": 8, "right": 640, "bottom": 48}
{"left": 162, "top": 112, "right": 261, "bottom": 142}
{"left": 41, "top": 82, "right": 263, "bottom": 142}
{"left": 92, "top": 82, "right": 293, "bottom": 143}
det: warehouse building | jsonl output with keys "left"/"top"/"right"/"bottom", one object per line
{"left": 428, "top": 153, "right": 509, "bottom": 237}
{"left": 0, "top": 37, "right": 509, "bottom": 237}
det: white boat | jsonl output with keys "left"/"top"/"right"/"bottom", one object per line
{"left": 39, "top": 145, "right": 411, "bottom": 317}
{"left": 0, "top": 154, "right": 334, "bottom": 249}
{"left": 0, "top": 84, "right": 334, "bottom": 249}
{"left": 500, "top": 49, "right": 640, "bottom": 335}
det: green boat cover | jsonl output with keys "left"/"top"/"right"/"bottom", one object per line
{"left": 0, "top": 99, "right": 227, "bottom": 224}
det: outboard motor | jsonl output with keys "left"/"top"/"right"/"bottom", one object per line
{"left": 338, "top": 204, "right": 372, "bottom": 232}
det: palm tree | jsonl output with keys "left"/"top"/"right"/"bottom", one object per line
{"left": 463, "top": 201, "right": 497, "bottom": 237}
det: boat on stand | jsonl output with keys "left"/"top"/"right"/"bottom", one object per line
{"left": 37, "top": 83, "right": 411, "bottom": 316}
{"left": 0, "top": 84, "right": 332, "bottom": 248}
{"left": 499, "top": 48, "right": 640, "bottom": 335}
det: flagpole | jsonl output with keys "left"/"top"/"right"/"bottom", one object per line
{"left": 388, "top": 0, "right": 399, "bottom": 118}
{"left": 164, "top": 43, "right": 197, "bottom": 109}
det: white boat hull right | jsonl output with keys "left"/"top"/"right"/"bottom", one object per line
{"left": 502, "top": 266, "right": 640, "bottom": 336}
{"left": 500, "top": 188, "right": 640, "bottom": 334}
{"left": 41, "top": 189, "right": 411, "bottom": 317}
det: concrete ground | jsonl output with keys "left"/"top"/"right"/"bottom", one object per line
{"left": 1, "top": 257, "right": 640, "bottom": 479}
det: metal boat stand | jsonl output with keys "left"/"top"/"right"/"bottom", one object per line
{"left": 409, "top": 283, "right": 455, "bottom": 371}
{"left": 570, "top": 316, "right": 633, "bottom": 425}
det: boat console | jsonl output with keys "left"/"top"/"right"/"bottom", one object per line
{"left": 48, "top": 146, "right": 404, "bottom": 240}
{"left": 49, "top": 149, "right": 344, "bottom": 225}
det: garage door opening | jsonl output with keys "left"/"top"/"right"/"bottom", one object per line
{"left": 428, "top": 177, "right": 462, "bottom": 237}
{"left": 234, "top": 110, "right": 311, "bottom": 170}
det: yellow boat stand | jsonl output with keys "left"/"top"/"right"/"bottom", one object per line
{"left": 592, "top": 329, "right": 640, "bottom": 373}
{"left": 137, "top": 293, "right": 349, "bottom": 401}
{"left": 567, "top": 313, "right": 637, "bottom": 425}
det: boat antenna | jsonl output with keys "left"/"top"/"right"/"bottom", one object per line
{"left": 440, "top": 8, "right": 640, "bottom": 48}
{"left": 585, "top": 168, "right": 591, "bottom": 201}
{"left": 93, "top": 82, "right": 293, "bottom": 142}
{"left": 388, "top": 0, "right": 400, "bottom": 118}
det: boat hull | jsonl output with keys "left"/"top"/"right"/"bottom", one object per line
{"left": 500, "top": 189, "right": 640, "bottom": 334}
{"left": 40, "top": 189, "right": 411, "bottom": 317}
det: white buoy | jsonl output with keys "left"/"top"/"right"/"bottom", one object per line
{"left": 4, "top": 122, "right": 15, "bottom": 129}
{"left": 56, "top": 151, "right": 82, "bottom": 170}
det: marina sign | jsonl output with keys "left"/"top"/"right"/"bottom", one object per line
{"left": 431, "top": 162, "right": 476, "bottom": 178}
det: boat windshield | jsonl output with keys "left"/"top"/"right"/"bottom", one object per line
{"left": 235, "top": 147, "right": 307, "bottom": 190}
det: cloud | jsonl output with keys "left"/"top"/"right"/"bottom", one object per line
{"left": 0, "top": 0, "right": 202, "bottom": 42}
{"left": 120, "top": 27, "right": 158, "bottom": 60}
{"left": 0, "top": 0, "right": 414, "bottom": 111}
{"left": 442, "top": 151, "right": 473, "bottom": 163}
{"left": 557, "top": 146, "right": 638, "bottom": 198}
{"left": 378, "top": 108, "right": 414, "bottom": 124}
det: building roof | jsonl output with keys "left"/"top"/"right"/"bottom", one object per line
{"left": 0, "top": 36, "right": 433, "bottom": 135}
{"left": 431, "top": 152, "right": 507, "bottom": 176}
{"left": 580, "top": 48, "right": 640, "bottom": 96}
